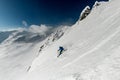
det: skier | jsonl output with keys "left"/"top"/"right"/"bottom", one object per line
{"left": 57, "top": 46, "right": 64, "bottom": 57}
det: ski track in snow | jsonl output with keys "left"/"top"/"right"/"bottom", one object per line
{"left": 62, "top": 26, "right": 120, "bottom": 68}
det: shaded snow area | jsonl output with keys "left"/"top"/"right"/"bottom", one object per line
{"left": 1, "top": 0, "right": 120, "bottom": 80}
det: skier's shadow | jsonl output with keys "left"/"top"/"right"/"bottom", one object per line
{"left": 57, "top": 49, "right": 69, "bottom": 58}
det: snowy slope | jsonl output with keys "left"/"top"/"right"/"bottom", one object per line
{"left": 0, "top": 25, "right": 69, "bottom": 80}
{"left": 21, "top": 0, "right": 120, "bottom": 80}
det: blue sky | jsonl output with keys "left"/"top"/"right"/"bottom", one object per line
{"left": 0, "top": 0, "right": 108, "bottom": 30}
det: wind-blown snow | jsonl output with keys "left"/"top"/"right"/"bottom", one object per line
{"left": 1, "top": 0, "right": 120, "bottom": 80}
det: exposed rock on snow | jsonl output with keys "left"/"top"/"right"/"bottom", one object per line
{"left": 79, "top": 6, "right": 91, "bottom": 21}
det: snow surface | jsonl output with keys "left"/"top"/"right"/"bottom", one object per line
{"left": 22, "top": 0, "right": 120, "bottom": 80}
{"left": 1, "top": 0, "right": 120, "bottom": 80}
{"left": 0, "top": 25, "right": 69, "bottom": 80}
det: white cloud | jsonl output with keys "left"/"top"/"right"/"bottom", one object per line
{"left": 22, "top": 20, "right": 28, "bottom": 27}
{"left": 29, "top": 24, "right": 52, "bottom": 35}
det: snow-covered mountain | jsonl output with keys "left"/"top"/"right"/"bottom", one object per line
{"left": 1, "top": 0, "right": 120, "bottom": 80}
